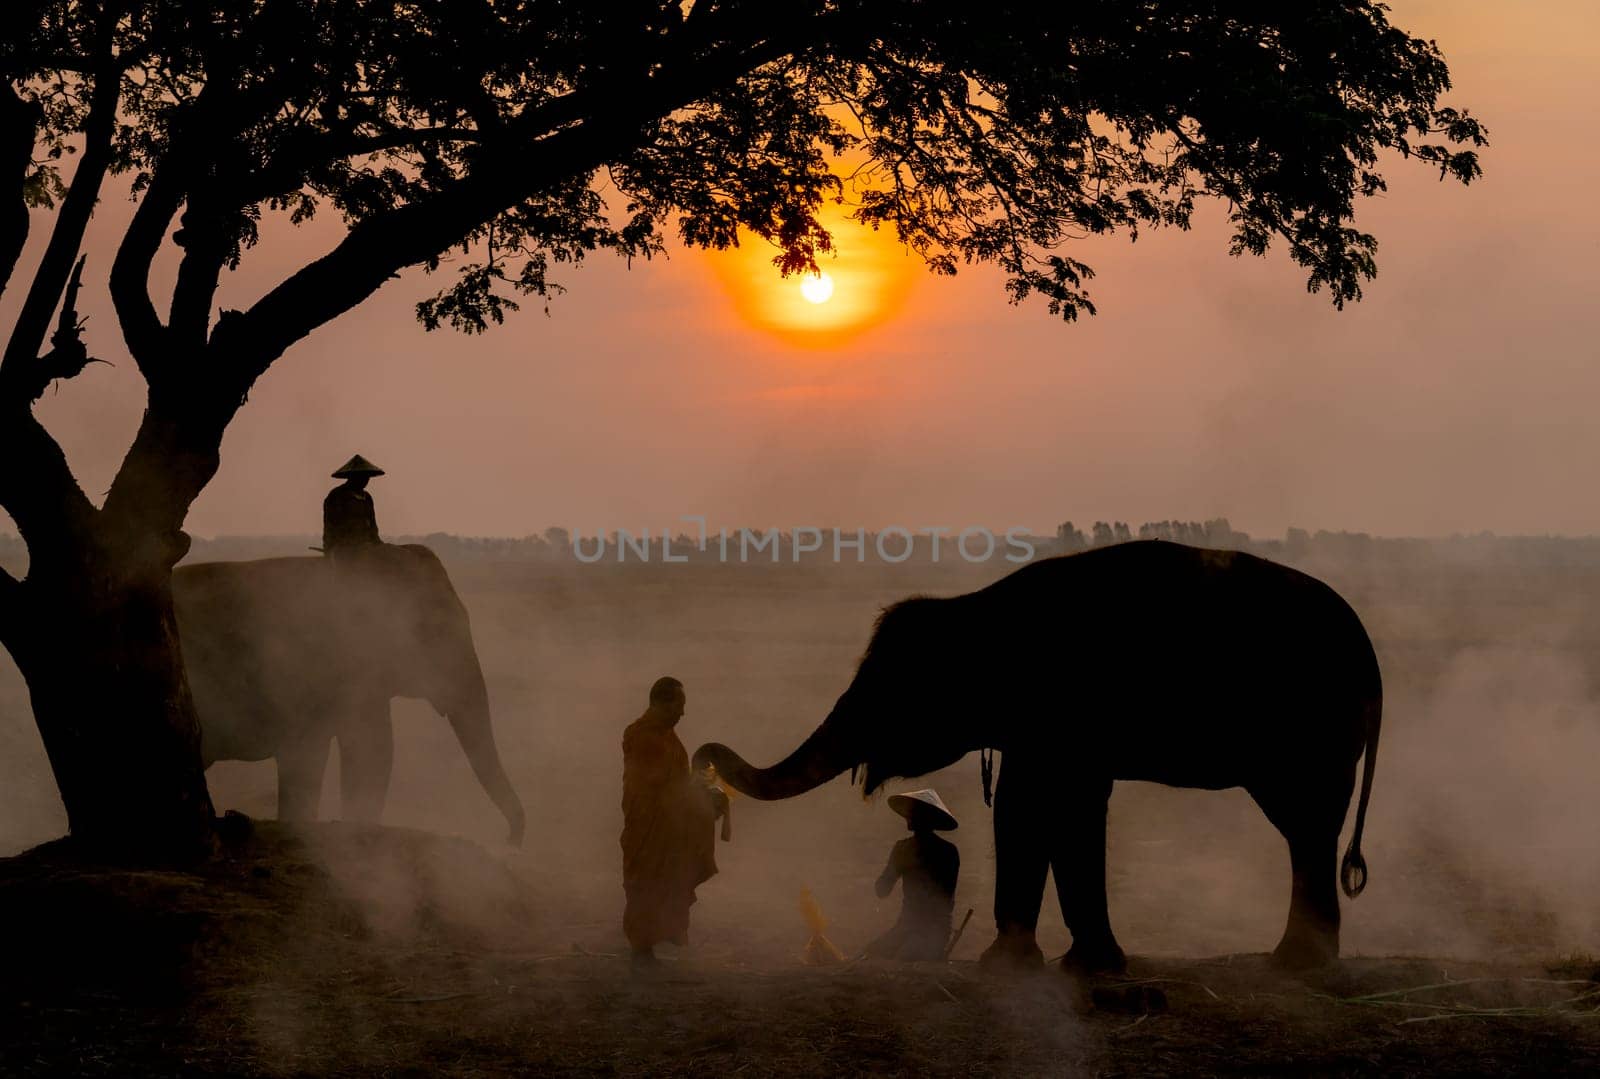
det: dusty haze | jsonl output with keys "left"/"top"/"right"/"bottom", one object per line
{"left": 6, "top": 541, "right": 1600, "bottom": 970}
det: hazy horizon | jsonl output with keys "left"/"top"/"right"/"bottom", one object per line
{"left": 14, "top": 523, "right": 1600, "bottom": 544}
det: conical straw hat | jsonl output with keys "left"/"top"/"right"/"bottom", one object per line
{"left": 332, "top": 454, "right": 386, "bottom": 478}
{"left": 887, "top": 788, "right": 958, "bottom": 831}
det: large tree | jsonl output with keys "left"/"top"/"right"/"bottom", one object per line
{"left": 1, "top": 0, "right": 1483, "bottom": 858}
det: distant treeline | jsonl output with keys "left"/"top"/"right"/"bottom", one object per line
{"left": 4, "top": 521, "right": 1595, "bottom": 574}
{"left": 379, "top": 521, "right": 1600, "bottom": 570}
{"left": 398, "top": 520, "right": 1266, "bottom": 564}
{"left": 6, "top": 524, "right": 1600, "bottom": 575}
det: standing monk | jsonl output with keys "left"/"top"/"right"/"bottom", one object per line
{"left": 322, "top": 455, "right": 384, "bottom": 558}
{"left": 621, "top": 677, "right": 728, "bottom": 965}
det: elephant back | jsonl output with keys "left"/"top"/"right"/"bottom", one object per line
{"left": 174, "top": 546, "right": 476, "bottom": 762}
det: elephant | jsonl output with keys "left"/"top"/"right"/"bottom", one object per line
{"left": 694, "top": 541, "right": 1382, "bottom": 972}
{"left": 173, "top": 543, "right": 525, "bottom": 844}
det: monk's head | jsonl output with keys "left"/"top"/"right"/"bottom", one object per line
{"left": 648, "top": 676, "right": 686, "bottom": 725}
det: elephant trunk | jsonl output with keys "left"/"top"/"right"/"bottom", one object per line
{"left": 692, "top": 706, "right": 856, "bottom": 801}
{"left": 441, "top": 666, "right": 526, "bottom": 846}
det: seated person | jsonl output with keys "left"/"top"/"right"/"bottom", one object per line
{"left": 323, "top": 455, "right": 385, "bottom": 559}
{"left": 864, "top": 788, "right": 959, "bottom": 961}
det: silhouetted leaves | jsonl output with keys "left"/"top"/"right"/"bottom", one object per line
{"left": 6, "top": 0, "right": 1488, "bottom": 347}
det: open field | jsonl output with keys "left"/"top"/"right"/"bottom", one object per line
{"left": 7, "top": 542, "right": 1600, "bottom": 1073}
{"left": 5, "top": 822, "right": 1600, "bottom": 1077}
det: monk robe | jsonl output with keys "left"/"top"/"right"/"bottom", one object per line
{"left": 323, "top": 481, "right": 380, "bottom": 553}
{"left": 621, "top": 713, "right": 720, "bottom": 950}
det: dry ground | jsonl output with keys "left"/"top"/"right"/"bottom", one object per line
{"left": 4, "top": 822, "right": 1600, "bottom": 1078}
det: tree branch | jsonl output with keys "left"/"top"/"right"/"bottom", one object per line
{"left": 226, "top": 125, "right": 485, "bottom": 210}
{"left": 216, "top": 26, "right": 813, "bottom": 394}
{"left": 0, "top": 405, "right": 100, "bottom": 561}
{"left": 214, "top": 122, "right": 609, "bottom": 390}
{"left": 0, "top": 255, "right": 106, "bottom": 402}
{"left": 0, "top": 88, "right": 41, "bottom": 301}
{"left": 166, "top": 203, "right": 225, "bottom": 351}
{"left": 677, "top": 0, "right": 718, "bottom": 38}
{"left": 1, "top": 63, "right": 119, "bottom": 377}
{"left": 109, "top": 164, "right": 182, "bottom": 377}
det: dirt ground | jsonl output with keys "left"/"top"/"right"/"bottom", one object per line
{"left": 5, "top": 821, "right": 1600, "bottom": 1079}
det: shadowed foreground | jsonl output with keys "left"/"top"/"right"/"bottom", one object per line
{"left": 3, "top": 823, "right": 1599, "bottom": 1077}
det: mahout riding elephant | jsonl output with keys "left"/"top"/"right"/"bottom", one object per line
{"left": 694, "top": 542, "right": 1381, "bottom": 972}
{"left": 174, "top": 543, "right": 525, "bottom": 844}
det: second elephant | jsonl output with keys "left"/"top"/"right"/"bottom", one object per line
{"left": 174, "top": 543, "right": 525, "bottom": 844}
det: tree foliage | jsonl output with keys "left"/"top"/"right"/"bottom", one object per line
{"left": 0, "top": 0, "right": 1484, "bottom": 851}
{"left": 4, "top": 2, "right": 1485, "bottom": 375}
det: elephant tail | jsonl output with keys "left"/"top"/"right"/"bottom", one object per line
{"left": 1339, "top": 694, "right": 1382, "bottom": 899}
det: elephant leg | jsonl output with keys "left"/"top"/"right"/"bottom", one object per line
{"left": 979, "top": 753, "right": 1049, "bottom": 970}
{"left": 338, "top": 699, "right": 394, "bottom": 823}
{"left": 277, "top": 735, "right": 333, "bottom": 822}
{"left": 1053, "top": 776, "right": 1126, "bottom": 974}
{"left": 1251, "top": 778, "right": 1348, "bottom": 970}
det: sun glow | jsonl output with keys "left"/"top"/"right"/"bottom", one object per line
{"left": 800, "top": 272, "right": 834, "bottom": 304}
{"left": 705, "top": 201, "right": 919, "bottom": 347}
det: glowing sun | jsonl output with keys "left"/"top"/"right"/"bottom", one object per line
{"left": 800, "top": 272, "right": 835, "bottom": 304}
{"left": 704, "top": 201, "right": 918, "bottom": 347}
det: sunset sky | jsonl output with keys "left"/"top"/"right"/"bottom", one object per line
{"left": 9, "top": 0, "right": 1600, "bottom": 541}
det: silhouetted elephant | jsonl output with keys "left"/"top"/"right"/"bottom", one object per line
{"left": 174, "top": 544, "right": 525, "bottom": 844}
{"left": 695, "top": 542, "right": 1381, "bottom": 971}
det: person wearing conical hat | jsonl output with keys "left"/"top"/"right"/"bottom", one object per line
{"left": 322, "top": 455, "right": 385, "bottom": 558}
{"left": 864, "top": 788, "right": 960, "bottom": 961}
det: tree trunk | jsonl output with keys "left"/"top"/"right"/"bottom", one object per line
{"left": 9, "top": 562, "right": 216, "bottom": 861}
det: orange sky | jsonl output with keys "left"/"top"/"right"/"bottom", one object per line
{"left": 7, "top": 0, "right": 1600, "bottom": 540}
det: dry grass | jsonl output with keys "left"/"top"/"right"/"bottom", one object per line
{"left": 5, "top": 821, "right": 1600, "bottom": 1077}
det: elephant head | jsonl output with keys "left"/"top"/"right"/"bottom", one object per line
{"left": 693, "top": 596, "right": 983, "bottom": 800}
